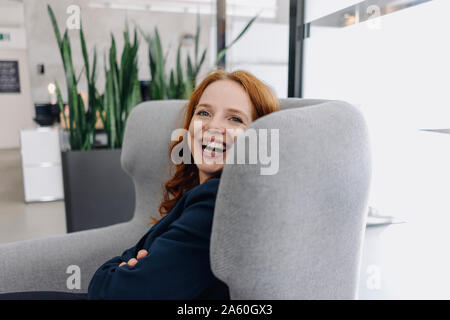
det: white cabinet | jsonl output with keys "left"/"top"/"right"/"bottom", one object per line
{"left": 19, "top": 127, "right": 64, "bottom": 202}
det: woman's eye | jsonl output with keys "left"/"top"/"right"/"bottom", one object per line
{"left": 197, "top": 110, "right": 209, "bottom": 117}
{"left": 230, "top": 117, "right": 243, "bottom": 123}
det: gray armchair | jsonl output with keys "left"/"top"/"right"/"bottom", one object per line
{"left": 0, "top": 98, "right": 371, "bottom": 299}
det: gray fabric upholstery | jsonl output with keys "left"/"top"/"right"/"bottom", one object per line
{"left": 0, "top": 98, "right": 370, "bottom": 299}
{"left": 211, "top": 99, "right": 371, "bottom": 299}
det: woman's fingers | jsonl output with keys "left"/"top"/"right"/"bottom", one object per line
{"left": 136, "top": 249, "right": 148, "bottom": 260}
{"left": 127, "top": 258, "right": 138, "bottom": 267}
{"left": 119, "top": 250, "right": 148, "bottom": 268}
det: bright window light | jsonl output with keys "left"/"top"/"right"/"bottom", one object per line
{"left": 88, "top": 0, "right": 277, "bottom": 18}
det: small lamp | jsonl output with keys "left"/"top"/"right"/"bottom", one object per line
{"left": 48, "top": 82, "right": 57, "bottom": 105}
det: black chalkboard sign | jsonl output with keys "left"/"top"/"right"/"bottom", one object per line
{"left": 0, "top": 60, "right": 20, "bottom": 93}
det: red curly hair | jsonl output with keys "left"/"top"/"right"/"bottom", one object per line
{"left": 151, "top": 68, "right": 279, "bottom": 225}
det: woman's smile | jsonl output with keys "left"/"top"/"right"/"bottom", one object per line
{"left": 199, "top": 137, "right": 228, "bottom": 161}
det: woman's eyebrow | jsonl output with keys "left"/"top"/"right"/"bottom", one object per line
{"left": 226, "top": 108, "right": 245, "bottom": 116}
{"left": 196, "top": 103, "right": 213, "bottom": 109}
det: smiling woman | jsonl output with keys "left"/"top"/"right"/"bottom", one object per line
{"left": 0, "top": 68, "right": 279, "bottom": 300}
{"left": 158, "top": 68, "right": 279, "bottom": 221}
{"left": 86, "top": 69, "right": 279, "bottom": 299}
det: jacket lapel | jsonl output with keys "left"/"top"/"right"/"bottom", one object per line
{"left": 142, "top": 194, "right": 188, "bottom": 247}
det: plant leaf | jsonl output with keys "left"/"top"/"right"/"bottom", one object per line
{"left": 55, "top": 81, "right": 69, "bottom": 132}
{"left": 215, "top": 13, "right": 259, "bottom": 67}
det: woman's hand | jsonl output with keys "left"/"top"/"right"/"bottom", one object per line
{"left": 119, "top": 249, "right": 148, "bottom": 268}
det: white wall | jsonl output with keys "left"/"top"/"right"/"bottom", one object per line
{"left": 0, "top": 1, "right": 34, "bottom": 149}
{"left": 0, "top": 0, "right": 25, "bottom": 27}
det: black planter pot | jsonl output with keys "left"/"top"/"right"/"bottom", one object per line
{"left": 61, "top": 149, "right": 135, "bottom": 233}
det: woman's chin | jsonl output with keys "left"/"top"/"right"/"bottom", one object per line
{"left": 196, "top": 162, "right": 224, "bottom": 176}
{"left": 192, "top": 149, "right": 226, "bottom": 167}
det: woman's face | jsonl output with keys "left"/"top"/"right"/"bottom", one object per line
{"left": 188, "top": 79, "right": 255, "bottom": 183}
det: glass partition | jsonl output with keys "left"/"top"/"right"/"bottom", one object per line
{"left": 303, "top": 0, "right": 450, "bottom": 298}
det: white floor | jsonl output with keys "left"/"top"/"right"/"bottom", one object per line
{"left": 0, "top": 148, "right": 66, "bottom": 245}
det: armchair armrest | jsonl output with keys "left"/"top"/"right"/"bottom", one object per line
{"left": 0, "top": 221, "right": 147, "bottom": 294}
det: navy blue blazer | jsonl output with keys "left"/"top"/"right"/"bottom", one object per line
{"left": 87, "top": 178, "right": 230, "bottom": 300}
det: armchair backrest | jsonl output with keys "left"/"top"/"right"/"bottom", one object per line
{"left": 210, "top": 99, "right": 371, "bottom": 299}
{"left": 121, "top": 100, "right": 187, "bottom": 225}
{"left": 121, "top": 98, "right": 371, "bottom": 299}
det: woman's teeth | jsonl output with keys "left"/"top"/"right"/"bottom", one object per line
{"left": 201, "top": 141, "right": 227, "bottom": 159}
{"left": 202, "top": 141, "right": 226, "bottom": 154}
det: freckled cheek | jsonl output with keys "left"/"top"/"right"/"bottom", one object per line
{"left": 187, "top": 126, "right": 194, "bottom": 152}
{"left": 226, "top": 129, "right": 244, "bottom": 147}
{"left": 187, "top": 127, "right": 201, "bottom": 154}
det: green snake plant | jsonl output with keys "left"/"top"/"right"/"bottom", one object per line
{"left": 102, "top": 25, "right": 142, "bottom": 149}
{"left": 48, "top": 5, "right": 99, "bottom": 150}
{"left": 141, "top": 13, "right": 259, "bottom": 101}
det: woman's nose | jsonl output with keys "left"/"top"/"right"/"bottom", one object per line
{"left": 204, "top": 117, "right": 226, "bottom": 134}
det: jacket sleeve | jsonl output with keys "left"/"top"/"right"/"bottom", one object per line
{"left": 87, "top": 181, "right": 219, "bottom": 300}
